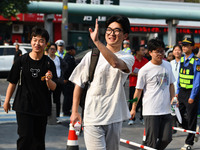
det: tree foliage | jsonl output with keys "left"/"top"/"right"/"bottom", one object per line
{"left": 184, "top": 0, "right": 200, "bottom": 3}
{"left": 0, "top": 0, "right": 30, "bottom": 19}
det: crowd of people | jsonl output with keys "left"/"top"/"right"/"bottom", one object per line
{"left": 2, "top": 14, "right": 200, "bottom": 150}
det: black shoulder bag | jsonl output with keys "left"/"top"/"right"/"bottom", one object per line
{"left": 79, "top": 48, "right": 100, "bottom": 119}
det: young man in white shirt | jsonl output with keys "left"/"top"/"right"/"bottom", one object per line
{"left": 69, "top": 15, "right": 134, "bottom": 150}
{"left": 130, "top": 38, "right": 175, "bottom": 150}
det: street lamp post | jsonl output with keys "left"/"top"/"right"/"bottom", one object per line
{"left": 166, "top": 19, "right": 179, "bottom": 48}
{"left": 62, "top": 0, "right": 68, "bottom": 46}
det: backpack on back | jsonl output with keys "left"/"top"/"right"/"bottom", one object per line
{"left": 80, "top": 48, "right": 100, "bottom": 118}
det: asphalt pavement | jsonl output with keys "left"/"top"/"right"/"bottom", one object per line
{"left": 0, "top": 79, "right": 200, "bottom": 150}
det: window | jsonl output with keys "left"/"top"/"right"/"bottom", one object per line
{"left": 0, "top": 48, "right": 3, "bottom": 55}
{"left": 3, "top": 48, "right": 16, "bottom": 55}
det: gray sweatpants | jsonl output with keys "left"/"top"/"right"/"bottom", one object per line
{"left": 144, "top": 114, "right": 172, "bottom": 150}
{"left": 84, "top": 122, "right": 122, "bottom": 150}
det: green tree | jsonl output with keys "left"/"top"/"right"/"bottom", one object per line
{"left": 0, "top": 0, "right": 30, "bottom": 19}
{"left": 185, "top": 0, "right": 200, "bottom": 3}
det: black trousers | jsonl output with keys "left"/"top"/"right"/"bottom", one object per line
{"left": 62, "top": 83, "right": 74, "bottom": 115}
{"left": 128, "top": 86, "right": 143, "bottom": 120}
{"left": 16, "top": 112, "right": 47, "bottom": 150}
{"left": 178, "top": 88, "right": 199, "bottom": 145}
{"left": 53, "top": 84, "right": 63, "bottom": 117}
{"left": 144, "top": 114, "right": 172, "bottom": 150}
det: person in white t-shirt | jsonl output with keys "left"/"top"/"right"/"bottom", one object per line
{"left": 130, "top": 38, "right": 176, "bottom": 150}
{"left": 69, "top": 15, "right": 134, "bottom": 150}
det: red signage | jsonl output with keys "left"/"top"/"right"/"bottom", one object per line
{"left": 0, "top": 13, "right": 62, "bottom": 22}
{"left": 130, "top": 26, "right": 162, "bottom": 33}
{"left": 130, "top": 26, "right": 200, "bottom": 34}
{"left": 23, "top": 13, "right": 44, "bottom": 22}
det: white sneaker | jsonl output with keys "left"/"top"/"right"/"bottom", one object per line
{"left": 128, "top": 120, "right": 134, "bottom": 125}
{"left": 181, "top": 144, "right": 193, "bottom": 150}
{"left": 194, "top": 125, "right": 199, "bottom": 142}
{"left": 140, "top": 119, "right": 144, "bottom": 125}
{"left": 56, "top": 118, "right": 62, "bottom": 124}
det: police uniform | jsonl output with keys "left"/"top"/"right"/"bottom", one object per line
{"left": 122, "top": 47, "right": 131, "bottom": 54}
{"left": 55, "top": 50, "right": 67, "bottom": 58}
{"left": 122, "top": 40, "right": 131, "bottom": 54}
{"left": 62, "top": 46, "right": 76, "bottom": 116}
{"left": 177, "top": 38, "right": 200, "bottom": 148}
{"left": 55, "top": 39, "right": 67, "bottom": 58}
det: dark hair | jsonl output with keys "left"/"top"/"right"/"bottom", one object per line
{"left": 66, "top": 45, "right": 76, "bottom": 51}
{"left": 106, "top": 15, "right": 130, "bottom": 34}
{"left": 135, "top": 44, "right": 145, "bottom": 52}
{"left": 31, "top": 26, "right": 49, "bottom": 43}
{"left": 193, "top": 47, "right": 199, "bottom": 55}
{"left": 147, "top": 38, "right": 165, "bottom": 52}
{"left": 49, "top": 43, "right": 57, "bottom": 50}
{"left": 173, "top": 44, "right": 182, "bottom": 51}
{"left": 167, "top": 50, "right": 173, "bottom": 56}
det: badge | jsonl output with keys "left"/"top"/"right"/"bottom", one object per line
{"left": 196, "top": 65, "right": 200, "bottom": 71}
{"left": 183, "top": 69, "right": 185, "bottom": 74}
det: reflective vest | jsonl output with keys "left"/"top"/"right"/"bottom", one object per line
{"left": 122, "top": 47, "right": 131, "bottom": 53}
{"left": 55, "top": 49, "right": 67, "bottom": 59}
{"left": 179, "top": 56, "right": 195, "bottom": 89}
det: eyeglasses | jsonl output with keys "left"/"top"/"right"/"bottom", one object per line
{"left": 105, "top": 27, "right": 123, "bottom": 35}
{"left": 153, "top": 50, "right": 164, "bottom": 55}
{"left": 50, "top": 48, "right": 56, "bottom": 51}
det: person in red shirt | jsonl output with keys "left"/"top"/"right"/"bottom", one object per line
{"left": 128, "top": 44, "right": 149, "bottom": 125}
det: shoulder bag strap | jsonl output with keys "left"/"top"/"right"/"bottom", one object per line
{"left": 89, "top": 48, "right": 100, "bottom": 82}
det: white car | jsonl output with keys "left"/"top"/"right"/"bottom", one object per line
{"left": 0, "top": 45, "right": 32, "bottom": 76}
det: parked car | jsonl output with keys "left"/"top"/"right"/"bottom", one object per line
{"left": 0, "top": 45, "right": 32, "bottom": 77}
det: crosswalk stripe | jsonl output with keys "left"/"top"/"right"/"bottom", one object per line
{"left": 0, "top": 96, "right": 16, "bottom": 124}
{"left": 0, "top": 95, "right": 71, "bottom": 124}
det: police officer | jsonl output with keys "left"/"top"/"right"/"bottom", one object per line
{"left": 122, "top": 40, "right": 131, "bottom": 54}
{"left": 55, "top": 40, "right": 67, "bottom": 58}
{"left": 62, "top": 45, "right": 76, "bottom": 116}
{"left": 176, "top": 38, "right": 200, "bottom": 150}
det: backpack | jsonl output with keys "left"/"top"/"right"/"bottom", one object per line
{"left": 80, "top": 48, "right": 100, "bottom": 118}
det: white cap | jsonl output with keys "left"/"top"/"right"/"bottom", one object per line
{"left": 123, "top": 40, "right": 130, "bottom": 44}
{"left": 55, "top": 40, "right": 65, "bottom": 46}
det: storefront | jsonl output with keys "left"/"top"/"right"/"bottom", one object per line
{"left": 129, "top": 24, "right": 200, "bottom": 49}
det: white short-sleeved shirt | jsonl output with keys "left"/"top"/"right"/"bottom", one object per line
{"left": 49, "top": 55, "right": 61, "bottom": 78}
{"left": 136, "top": 60, "right": 175, "bottom": 116}
{"left": 69, "top": 50, "right": 135, "bottom": 125}
{"left": 170, "top": 59, "right": 180, "bottom": 93}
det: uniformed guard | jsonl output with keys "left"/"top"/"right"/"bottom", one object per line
{"left": 122, "top": 40, "right": 131, "bottom": 54}
{"left": 62, "top": 45, "right": 76, "bottom": 116}
{"left": 55, "top": 39, "right": 67, "bottom": 58}
{"left": 176, "top": 38, "right": 200, "bottom": 150}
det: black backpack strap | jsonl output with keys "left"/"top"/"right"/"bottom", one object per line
{"left": 80, "top": 48, "right": 100, "bottom": 125}
{"left": 18, "top": 53, "right": 29, "bottom": 85}
{"left": 89, "top": 48, "right": 100, "bottom": 82}
{"left": 44, "top": 55, "right": 51, "bottom": 70}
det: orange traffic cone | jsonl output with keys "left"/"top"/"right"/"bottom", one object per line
{"left": 66, "top": 123, "right": 79, "bottom": 150}
{"left": 142, "top": 128, "right": 146, "bottom": 145}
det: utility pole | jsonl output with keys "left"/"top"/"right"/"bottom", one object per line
{"left": 166, "top": 19, "right": 179, "bottom": 48}
{"left": 62, "top": 0, "right": 68, "bottom": 46}
{"left": 44, "top": 14, "right": 54, "bottom": 43}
